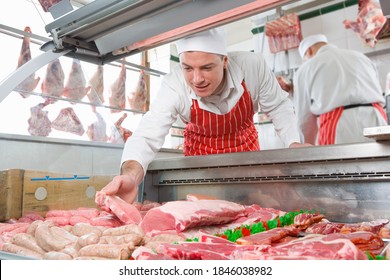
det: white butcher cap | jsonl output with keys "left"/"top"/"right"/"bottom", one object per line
{"left": 298, "top": 34, "right": 328, "bottom": 58}
{"left": 176, "top": 27, "right": 227, "bottom": 56}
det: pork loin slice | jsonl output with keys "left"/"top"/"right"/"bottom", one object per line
{"left": 95, "top": 192, "right": 142, "bottom": 225}
{"left": 140, "top": 200, "right": 246, "bottom": 234}
{"left": 236, "top": 227, "right": 300, "bottom": 245}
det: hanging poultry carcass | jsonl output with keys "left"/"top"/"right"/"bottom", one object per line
{"left": 86, "top": 109, "right": 108, "bottom": 142}
{"left": 14, "top": 26, "right": 40, "bottom": 98}
{"left": 108, "top": 113, "right": 132, "bottom": 144}
{"left": 27, "top": 102, "right": 52, "bottom": 137}
{"left": 40, "top": 59, "right": 65, "bottom": 104}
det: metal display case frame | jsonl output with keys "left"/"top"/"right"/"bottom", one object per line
{"left": 144, "top": 141, "right": 390, "bottom": 223}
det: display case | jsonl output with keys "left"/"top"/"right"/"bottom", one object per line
{"left": 144, "top": 141, "right": 390, "bottom": 223}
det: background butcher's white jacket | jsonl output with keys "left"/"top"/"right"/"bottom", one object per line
{"left": 121, "top": 51, "right": 301, "bottom": 174}
{"left": 293, "top": 44, "right": 387, "bottom": 144}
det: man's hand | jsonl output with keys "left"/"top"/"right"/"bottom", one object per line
{"left": 100, "top": 160, "right": 144, "bottom": 204}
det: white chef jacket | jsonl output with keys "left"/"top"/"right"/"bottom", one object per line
{"left": 293, "top": 44, "right": 387, "bottom": 144}
{"left": 122, "top": 51, "right": 301, "bottom": 174}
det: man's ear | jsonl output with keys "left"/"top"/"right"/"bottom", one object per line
{"left": 223, "top": 56, "right": 228, "bottom": 69}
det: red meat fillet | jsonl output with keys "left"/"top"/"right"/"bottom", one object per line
{"left": 140, "top": 200, "right": 246, "bottom": 233}
{"left": 95, "top": 191, "right": 142, "bottom": 225}
{"left": 236, "top": 227, "right": 300, "bottom": 245}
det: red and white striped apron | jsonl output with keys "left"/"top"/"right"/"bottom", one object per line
{"left": 318, "top": 103, "right": 388, "bottom": 145}
{"left": 183, "top": 81, "right": 260, "bottom": 156}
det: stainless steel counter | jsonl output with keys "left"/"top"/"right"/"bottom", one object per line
{"left": 144, "top": 141, "right": 390, "bottom": 223}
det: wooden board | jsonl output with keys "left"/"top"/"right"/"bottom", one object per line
{"left": 0, "top": 169, "right": 114, "bottom": 221}
{"left": 0, "top": 169, "right": 24, "bottom": 221}
{"left": 22, "top": 170, "right": 114, "bottom": 217}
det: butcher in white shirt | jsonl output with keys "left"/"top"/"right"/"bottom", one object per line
{"left": 100, "top": 27, "right": 307, "bottom": 204}
{"left": 293, "top": 34, "right": 388, "bottom": 145}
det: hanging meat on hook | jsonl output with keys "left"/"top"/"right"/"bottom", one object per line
{"left": 108, "top": 113, "right": 132, "bottom": 143}
{"left": 15, "top": 26, "right": 40, "bottom": 98}
{"left": 343, "top": 0, "right": 387, "bottom": 47}
{"left": 63, "top": 59, "right": 90, "bottom": 103}
{"left": 108, "top": 61, "right": 126, "bottom": 113}
{"left": 87, "top": 65, "right": 105, "bottom": 106}
{"left": 27, "top": 102, "right": 52, "bottom": 137}
{"left": 51, "top": 107, "right": 85, "bottom": 136}
{"left": 128, "top": 70, "right": 147, "bottom": 112}
{"left": 86, "top": 108, "right": 108, "bottom": 142}
{"left": 41, "top": 58, "right": 65, "bottom": 104}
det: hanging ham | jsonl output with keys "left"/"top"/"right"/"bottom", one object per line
{"left": 41, "top": 58, "right": 65, "bottom": 104}
{"left": 108, "top": 62, "right": 126, "bottom": 113}
{"left": 127, "top": 70, "right": 147, "bottom": 112}
{"left": 87, "top": 65, "right": 105, "bottom": 105}
{"left": 63, "top": 59, "right": 90, "bottom": 103}
{"left": 15, "top": 26, "right": 40, "bottom": 98}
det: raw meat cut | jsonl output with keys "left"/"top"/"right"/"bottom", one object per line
{"left": 38, "top": 0, "right": 61, "bottom": 12}
{"left": 238, "top": 234, "right": 368, "bottom": 260}
{"left": 95, "top": 191, "right": 142, "bottom": 225}
{"left": 379, "top": 222, "right": 390, "bottom": 238}
{"left": 236, "top": 227, "right": 300, "bottom": 245}
{"left": 265, "top": 13, "right": 302, "bottom": 53}
{"left": 293, "top": 212, "right": 325, "bottom": 230}
{"left": 127, "top": 70, "right": 147, "bottom": 112}
{"left": 63, "top": 59, "right": 90, "bottom": 103}
{"left": 87, "top": 65, "right": 104, "bottom": 105}
{"left": 108, "top": 62, "right": 126, "bottom": 112}
{"left": 343, "top": 0, "right": 387, "bottom": 47}
{"left": 323, "top": 231, "right": 384, "bottom": 253}
{"left": 27, "top": 103, "right": 52, "bottom": 137}
{"left": 183, "top": 205, "right": 283, "bottom": 239}
{"left": 108, "top": 113, "right": 132, "bottom": 143}
{"left": 140, "top": 200, "right": 247, "bottom": 234}
{"left": 340, "top": 219, "right": 389, "bottom": 234}
{"left": 154, "top": 242, "right": 269, "bottom": 260}
{"left": 41, "top": 58, "right": 65, "bottom": 103}
{"left": 305, "top": 220, "right": 344, "bottom": 234}
{"left": 51, "top": 107, "right": 85, "bottom": 136}
{"left": 14, "top": 26, "right": 40, "bottom": 98}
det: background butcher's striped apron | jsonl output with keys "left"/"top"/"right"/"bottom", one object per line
{"left": 318, "top": 103, "right": 388, "bottom": 145}
{"left": 183, "top": 81, "right": 260, "bottom": 156}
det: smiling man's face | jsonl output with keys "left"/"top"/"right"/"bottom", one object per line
{"left": 180, "top": 51, "right": 227, "bottom": 98}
